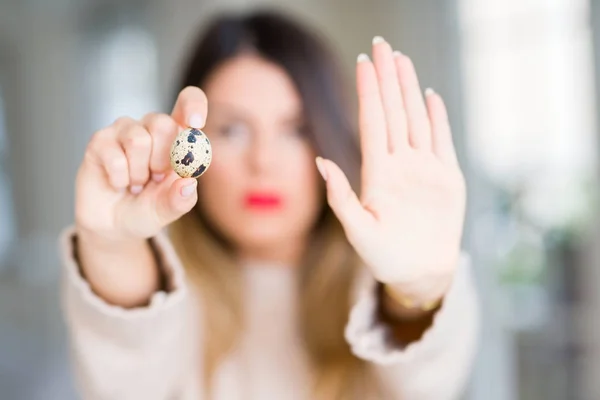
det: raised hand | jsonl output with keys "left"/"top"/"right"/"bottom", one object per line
{"left": 316, "top": 37, "right": 466, "bottom": 304}
{"left": 73, "top": 86, "right": 207, "bottom": 307}
{"left": 75, "top": 86, "right": 207, "bottom": 242}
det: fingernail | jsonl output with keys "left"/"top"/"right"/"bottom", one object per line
{"left": 152, "top": 173, "right": 165, "bottom": 183}
{"left": 372, "top": 36, "right": 385, "bottom": 45}
{"left": 392, "top": 50, "right": 403, "bottom": 58}
{"left": 425, "top": 88, "right": 435, "bottom": 97}
{"left": 130, "top": 185, "right": 143, "bottom": 194}
{"left": 357, "top": 53, "right": 370, "bottom": 63}
{"left": 188, "top": 113, "right": 204, "bottom": 128}
{"left": 181, "top": 181, "right": 197, "bottom": 197}
{"left": 315, "top": 157, "right": 328, "bottom": 181}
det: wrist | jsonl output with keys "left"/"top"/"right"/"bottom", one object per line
{"left": 74, "top": 226, "right": 162, "bottom": 308}
{"left": 75, "top": 225, "right": 147, "bottom": 251}
{"left": 383, "top": 273, "right": 452, "bottom": 313}
{"left": 383, "top": 284, "right": 444, "bottom": 313}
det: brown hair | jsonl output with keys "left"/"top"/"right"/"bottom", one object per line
{"left": 169, "top": 10, "right": 380, "bottom": 399}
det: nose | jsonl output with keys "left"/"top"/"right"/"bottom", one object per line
{"left": 247, "top": 132, "right": 278, "bottom": 175}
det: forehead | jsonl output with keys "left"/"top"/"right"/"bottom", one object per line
{"left": 203, "top": 54, "right": 303, "bottom": 118}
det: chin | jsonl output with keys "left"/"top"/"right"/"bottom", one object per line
{"left": 239, "top": 224, "right": 291, "bottom": 247}
{"left": 230, "top": 221, "right": 304, "bottom": 256}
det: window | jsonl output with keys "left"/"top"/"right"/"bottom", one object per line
{"left": 459, "top": 0, "right": 597, "bottom": 398}
{"left": 82, "top": 25, "right": 160, "bottom": 131}
{"left": 0, "top": 88, "right": 15, "bottom": 271}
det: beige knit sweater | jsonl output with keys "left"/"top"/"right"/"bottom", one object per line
{"left": 60, "top": 228, "right": 479, "bottom": 400}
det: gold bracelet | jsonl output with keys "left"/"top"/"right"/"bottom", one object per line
{"left": 383, "top": 284, "right": 443, "bottom": 312}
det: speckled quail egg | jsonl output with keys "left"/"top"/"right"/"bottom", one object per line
{"left": 170, "top": 127, "right": 212, "bottom": 178}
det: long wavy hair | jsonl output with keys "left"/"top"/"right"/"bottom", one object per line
{"left": 168, "top": 10, "right": 382, "bottom": 399}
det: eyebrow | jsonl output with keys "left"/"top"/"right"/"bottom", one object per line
{"left": 208, "top": 102, "right": 305, "bottom": 125}
{"left": 207, "top": 103, "right": 248, "bottom": 120}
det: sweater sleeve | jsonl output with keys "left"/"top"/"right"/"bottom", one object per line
{"left": 59, "top": 227, "right": 198, "bottom": 400}
{"left": 345, "top": 254, "right": 479, "bottom": 400}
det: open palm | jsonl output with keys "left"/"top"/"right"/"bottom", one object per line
{"left": 317, "top": 37, "right": 466, "bottom": 298}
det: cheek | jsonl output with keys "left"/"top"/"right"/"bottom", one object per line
{"left": 196, "top": 147, "right": 243, "bottom": 224}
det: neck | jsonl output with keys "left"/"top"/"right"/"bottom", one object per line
{"left": 237, "top": 237, "right": 307, "bottom": 268}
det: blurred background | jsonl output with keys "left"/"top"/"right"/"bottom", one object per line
{"left": 1, "top": 0, "right": 599, "bottom": 399}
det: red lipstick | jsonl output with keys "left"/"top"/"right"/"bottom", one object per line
{"left": 244, "top": 192, "right": 283, "bottom": 210}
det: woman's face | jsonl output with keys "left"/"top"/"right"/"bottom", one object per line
{"left": 198, "top": 54, "right": 323, "bottom": 263}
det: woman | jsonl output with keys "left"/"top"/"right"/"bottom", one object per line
{"left": 61, "top": 10, "right": 478, "bottom": 400}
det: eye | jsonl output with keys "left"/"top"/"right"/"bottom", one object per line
{"left": 283, "top": 122, "right": 309, "bottom": 139}
{"left": 217, "top": 121, "right": 251, "bottom": 140}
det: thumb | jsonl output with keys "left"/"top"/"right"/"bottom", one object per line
{"left": 156, "top": 176, "right": 198, "bottom": 224}
{"left": 315, "top": 157, "right": 373, "bottom": 235}
{"left": 171, "top": 86, "right": 208, "bottom": 129}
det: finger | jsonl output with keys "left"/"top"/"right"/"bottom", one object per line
{"left": 117, "top": 122, "right": 152, "bottom": 193}
{"left": 156, "top": 175, "right": 198, "bottom": 224}
{"left": 142, "top": 113, "right": 179, "bottom": 182}
{"left": 426, "top": 89, "right": 458, "bottom": 164}
{"left": 87, "top": 129, "right": 130, "bottom": 190}
{"left": 171, "top": 86, "right": 208, "bottom": 129}
{"left": 315, "top": 157, "right": 374, "bottom": 236}
{"left": 357, "top": 53, "right": 388, "bottom": 175}
{"left": 371, "top": 37, "right": 408, "bottom": 152}
{"left": 394, "top": 53, "right": 432, "bottom": 150}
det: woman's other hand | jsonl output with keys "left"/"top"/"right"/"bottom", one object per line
{"left": 316, "top": 37, "right": 466, "bottom": 309}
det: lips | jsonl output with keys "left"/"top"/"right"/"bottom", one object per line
{"left": 244, "top": 192, "right": 283, "bottom": 209}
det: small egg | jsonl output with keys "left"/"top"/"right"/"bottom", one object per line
{"left": 170, "top": 127, "right": 212, "bottom": 178}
